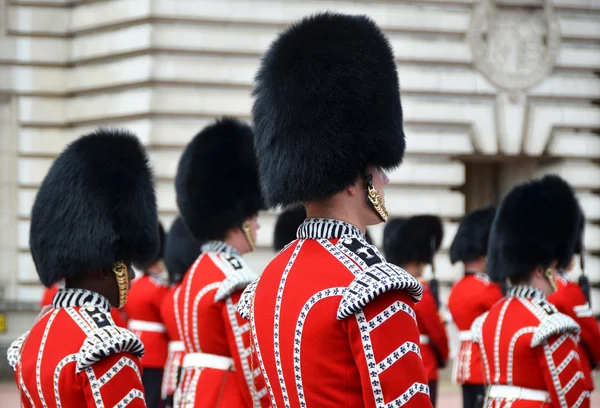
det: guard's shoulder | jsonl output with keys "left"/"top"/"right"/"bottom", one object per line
{"left": 7, "top": 331, "right": 29, "bottom": 371}
{"left": 335, "top": 236, "right": 423, "bottom": 320}
{"left": 76, "top": 306, "right": 144, "bottom": 373}
{"left": 530, "top": 298, "right": 580, "bottom": 347}
{"left": 213, "top": 253, "right": 258, "bottom": 302}
{"left": 470, "top": 312, "right": 489, "bottom": 344}
{"left": 237, "top": 278, "right": 260, "bottom": 319}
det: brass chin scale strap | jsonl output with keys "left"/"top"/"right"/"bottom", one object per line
{"left": 365, "top": 174, "right": 388, "bottom": 222}
{"left": 113, "top": 261, "right": 129, "bottom": 308}
{"left": 544, "top": 268, "right": 557, "bottom": 293}
{"left": 242, "top": 221, "right": 256, "bottom": 251}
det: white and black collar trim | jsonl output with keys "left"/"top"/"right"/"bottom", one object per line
{"left": 201, "top": 240, "right": 240, "bottom": 256}
{"left": 508, "top": 285, "right": 545, "bottom": 299}
{"left": 297, "top": 218, "right": 365, "bottom": 240}
{"left": 52, "top": 288, "right": 111, "bottom": 311}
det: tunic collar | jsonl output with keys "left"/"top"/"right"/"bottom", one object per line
{"left": 507, "top": 285, "right": 546, "bottom": 300}
{"left": 201, "top": 240, "right": 241, "bottom": 256}
{"left": 52, "top": 288, "right": 111, "bottom": 311}
{"left": 297, "top": 218, "right": 365, "bottom": 240}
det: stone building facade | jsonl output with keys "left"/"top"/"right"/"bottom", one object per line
{"left": 0, "top": 0, "right": 598, "bottom": 355}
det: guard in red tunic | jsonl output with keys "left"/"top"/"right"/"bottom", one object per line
{"left": 472, "top": 175, "right": 590, "bottom": 407}
{"left": 124, "top": 223, "right": 170, "bottom": 408}
{"left": 383, "top": 216, "right": 450, "bottom": 407}
{"left": 159, "top": 217, "right": 203, "bottom": 407}
{"left": 239, "top": 13, "right": 432, "bottom": 407}
{"left": 173, "top": 118, "right": 269, "bottom": 408}
{"left": 7, "top": 129, "right": 160, "bottom": 407}
{"left": 548, "top": 210, "right": 600, "bottom": 394}
{"left": 447, "top": 206, "right": 503, "bottom": 408}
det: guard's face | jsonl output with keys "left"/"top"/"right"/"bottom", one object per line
{"left": 247, "top": 215, "right": 260, "bottom": 243}
{"left": 369, "top": 166, "right": 390, "bottom": 202}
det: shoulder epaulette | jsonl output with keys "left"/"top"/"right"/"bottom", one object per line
{"left": 470, "top": 312, "right": 488, "bottom": 344}
{"left": 237, "top": 278, "right": 260, "bottom": 320}
{"left": 7, "top": 331, "right": 29, "bottom": 371}
{"left": 77, "top": 325, "right": 144, "bottom": 373}
{"left": 530, "top": 300, "right": 580, "bottom": 347}
{"left": 214, "top": 253, "right": 258, "bottom": 302}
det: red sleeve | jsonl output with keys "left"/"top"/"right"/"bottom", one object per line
{"left": 221, "top": 291, "right": 270, "bottom": 408}
{"left": 483, "top": 283, "right": 503, "bottom": 310}
{"left": 537, "top": 333, "right": 590, "bottom": 408}
{"left": 110, "top": 309, "right": 128, "bottom": 328}
{"left": 79, "top": 352, "right": 146, "bottom": 407}
{"left": 416, "top": 291, "right": 449, "bottom": 364}
{"left": 346, "top": 290, "right": 433, "bottom": 408}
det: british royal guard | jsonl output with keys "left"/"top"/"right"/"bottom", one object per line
{"left": 383, "top": 216, "right": 450, "bottom": 407}
{"left": 124, "top": 222, "right": 170, "bottom": 408}
{"left": 472, "top": 175, "right": 590, "bottom": 407}
{"left": 7, "top": 129, "right": 160, "bottom": 407}
{"left": 548, "top": 209, "right": 600, "bottom": 394}
{"left": 159, "top": 217, "right": 203, "bottom": 407}
{"left": 173, "top": 118, "right": 269, "bottom": 408}
{"left": 238, "top": 13, "right": 432, "bottom": 407}
{"left": 447, "top": 206, "right": 503, "bottom": 408}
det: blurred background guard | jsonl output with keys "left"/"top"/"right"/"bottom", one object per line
{"left": 384, "top": 215, "right": 450, "bottom": 407}
{"left": 7, "top": 129, "right": 159, "bottom": 407}
{"left": 473, "top": 175, "right": 590, "bottom": 408}
{"left": 447, "top": 207, "right": 503, "bottom": 408}
{"left": 159, "top": 217, "right": 204, "bottom": 408}
{"left": 241, "top": 13, "right": 432, "bottom": 408}
{"left": 548, "top": 208, "right": 600, "bottom": 397}
{"left": 124, "top": 222, "right": 170, "bottom": 408}
{"left": 173, "top": 118, "right": 269, "bottom": 408}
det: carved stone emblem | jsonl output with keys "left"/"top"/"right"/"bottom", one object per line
{"left": 468, "top": 0, "right": 561, "bottom": 94}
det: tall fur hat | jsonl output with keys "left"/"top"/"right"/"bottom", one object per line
{"left": 273, "top": 206, "right": 306, "bottom": 251}
{"left": 487, "top": 175, "right": 580, "bottom": 283}
{"left": 30, "top": 129, "right": 159, "bottom": 287}
{"left": 164, "top": 217, "right": 203, "bottom": 285}
{"left": 252, "top": 12, "right": 405, "bottom": 207}
{"left": 450, "top": 206, "right": 496, "bottom": 264}
{"left": 383, "top": 215, "right": 444, "bottom": 266}
{"left": 175, "top": 118, "right": 264, "bottom": 241}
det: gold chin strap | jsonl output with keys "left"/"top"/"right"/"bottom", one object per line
{"left": 544, "top": 268, "right": 557, "bottom": 293}
{"left": 113, "top": 261, "right": 129, "bottom": 309}
{"left": 242, "top": 221, "right": 256, "bottom": 252}
{"left": 365, "top": 175, "right": 388, "bottom": 222}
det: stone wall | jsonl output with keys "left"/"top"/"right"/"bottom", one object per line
{"left": 0, "top": 0, "right": 598, "bottom": 343}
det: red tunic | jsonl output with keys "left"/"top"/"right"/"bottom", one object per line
{"left": 238, "top": 218, "right": 432, "bottom": 408}
{"left": 173, "top": 241, "right": 269, "bottom": 408}
{"left": 472, "top": 285, "right": 590, "bottom": 408}
{"left": 448, "top": 272, "right": 503, "bottom": 384}
{"left": 160, "top": 285, "right": 185, "bottom": 400}
{"left": 416, "top": 283, "right": 449, "bottom": 381}
{"left": 41, "top": 284, "right": 128, "bottom": 328}
{"left": 8, "top": 288, "right": 146, "bottom": 408}
{"left": 124, "top": 275, "right": 171, "bottom": 369}
{"left": 548, "top": 276, "right": 600, "bottom": 392}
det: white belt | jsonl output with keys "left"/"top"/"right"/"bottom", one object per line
{"left": 488, "top": 385, "right": 550, "bottom": 402}
{"left": 420, "top": 335, "right": 430, "bottom": 345}
{"left": 128, "top": 319, "right": 166, "bottom": 333}
{"left": 182, "top": 352, "right": 234, "bottom": 371}
{"left": 459, "top": 331, "right": 472, "bottom": 341}
{"left": 168, "top": 341, "right": 185, "bottom": 352}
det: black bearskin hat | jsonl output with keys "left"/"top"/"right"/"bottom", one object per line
{"left": 487, "top": 175, "right": 580, "bottom": 283}
{"left": 450, "top": 206, "right": 496, "bottom": 264}
{"left": 273, "top": 206, "right": 306, "bottom": 251}
{"left": 175, "top": 118, "right": 264, "bottom": 241}
{"left": 252, "top": 12, "right": 405, "bottom": 206}
{"left": 164, "top": 217, "right": 203, "bottom": 285}
{"left": 30, "top": 129, "right": 159, "bottom": 287}
{"left": 383, "top": 215, "right": 444, "bottom": 266}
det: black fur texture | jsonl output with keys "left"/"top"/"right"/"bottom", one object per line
{"left": 252, "top": 12, "right": 405, "bottom": 207}
{"left": 30, "top": 128, "right": 159, "bottom": 287}
{"left": 383, "top": 215, "right": 444, "bottom": 266}
{"left": 164, "top": 217, "right": 203, "bottom": 285}
{"left": 449, "top": 206, "right": 496, "bottom": 264}
{"left": 487, "top": 175, "right": 580, "bottom": 283}
{"left": 175, "top": 118, "right": 263, "bottom": 241}
{"left": 273, "top": 206, "right": 306, "bottom": 251}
